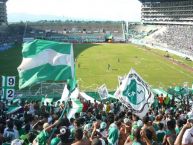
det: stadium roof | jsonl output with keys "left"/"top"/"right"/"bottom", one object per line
{"left": 0, "top": 0, "right": 7, "bottom": 2}
{"left": 139, "top": 0, "right": 188, "bottom": 2}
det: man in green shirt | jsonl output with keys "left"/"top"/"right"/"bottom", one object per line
{"left": 33, "top": 120, "right": 60, "bottom": 145}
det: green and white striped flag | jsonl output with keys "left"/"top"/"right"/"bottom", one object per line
{"left": 18, "top": 39, "right": 74, "bottom": 89}
{"left": 7, "top": 105, "right": 22, "bottom": 114}
{"left": 57, "top": 87, "right": 82, "bottom": 119}
{"left": 67, "top": 98, "right": 83, "bottom": 119}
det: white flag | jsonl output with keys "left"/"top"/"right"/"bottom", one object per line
{"left": 115, "top": 68, "right": 154, "bottom": 118}
{"left": 61, "top": 84, "right": 69, "bottom": 102}
{"left": 98, "top": 84, "right": 108, "bottom": 100}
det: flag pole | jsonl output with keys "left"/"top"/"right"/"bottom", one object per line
{"left": 48, "top": 44, "right": 74, "bottom": 139}
{"left": 47, "top": 83, "right": 70, "bottom": 143}
{"left": 59, "top": 43, "right": 75, "bottom": 119}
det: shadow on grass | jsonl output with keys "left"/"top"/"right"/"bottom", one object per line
{"left": 73, "top": 43, "right": 99, "bottom": 59}
{"left": 0, "top": 43, "right": 22, "bottom": 89}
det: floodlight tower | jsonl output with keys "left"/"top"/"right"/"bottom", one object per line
{"left": 0, "top": 0, "right": 8, "bottom": 25}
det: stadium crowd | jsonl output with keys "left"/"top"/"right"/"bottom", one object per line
{"left": 0, "top": 93, "right": 192, "bottom": 145}
{"left": 153, "top": 25, "right": 193, "bottom": 56}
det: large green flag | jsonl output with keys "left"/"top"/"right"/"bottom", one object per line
{"left": 18, "top": 39, "right": 74, "bottom": 89}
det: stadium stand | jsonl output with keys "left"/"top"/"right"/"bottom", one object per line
{"left": 127, "top": 22, "right": 193, "bottom": 57}
{"left": 126, "top": 0, "right": 193, "bottom": 58}
{"left": 0, "top": 1, "right": 193, "bottom": 144}
{"left": 0, "top": 0, "right": 7, "bottom": 25}
{"left": 0, "top": 21, "right": 126, "bottom": 50}
{"left": 128, "top": 24, "right": 159, "bottom": 40}
{"left": 152, "top": 25, "right": 193, "bottom": 56}
{"left": 25, "top": 21, "right": 125, "bottom": 43}
{"left": 139, "top": 0, "right": 193, "bottom": 25}
{"left": 0, "top": 43, "right": 13, "bottom": 51}
{"left": 127, "top": 24, "right": 193, "bottom": 57}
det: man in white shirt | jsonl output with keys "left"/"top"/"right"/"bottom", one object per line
{"left": 182, "top": 126, "right": 193, "bottom": 145}
{"left": 3, "top": 120, "right": 19, "bottom": 141}
{"left": 177, "top": 115, "right": 193, "bottom": 145}
{"left": 181, "top": 112, "right": 193, "bottom": 144}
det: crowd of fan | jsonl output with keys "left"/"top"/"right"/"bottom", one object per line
{"left": 0, "top": 94, "right": 193, "bottom": 145}
{"left": 153, "top": 25, "right": 193, "bottom": 56}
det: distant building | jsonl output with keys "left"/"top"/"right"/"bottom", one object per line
{"left": 0, "top": 0, "right": 8, "bottom": 25}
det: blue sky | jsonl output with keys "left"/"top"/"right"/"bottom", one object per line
{"left": 7, "top": 0, "right": 141, "bottom": 22}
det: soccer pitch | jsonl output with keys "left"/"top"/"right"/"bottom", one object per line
{"left": 0, "top": 43, "right": 193, "bottom": 91}
{"left": 74, "top": 43, "right": 193, "bottom": 91}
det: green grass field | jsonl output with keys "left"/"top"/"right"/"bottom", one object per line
{"left": 0, "top": 43, "right": 193, "bottom": 91}
{"left": 74, "top": 43, "right": 193, "bottom": 91}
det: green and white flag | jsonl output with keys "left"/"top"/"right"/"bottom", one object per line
{"left": 7, "top": 105, "right": 22, "bottom": 114}
{"left": 58, "top": 86, "right": 79, "bottom": 104}
{"left": 18, "top": 39, "right": 74, "bottom": 89}
{"left": 108, "top": 123, "right": 119, "bottom": 145}
{"left": 115, "top": 68, "right": 154, "bottom": 118}
{"left": 56, "top": 87, "right": 81, "bottom": 119}
{"left": 80, "top": 92, "right": 100, "bottom": 104}
{"left": 67, "top": 98, "right": 83, "bottom": 119}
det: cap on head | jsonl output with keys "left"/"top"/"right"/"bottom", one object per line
{"left": 43, "top": 123, "right": 49, "bottom": 129}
